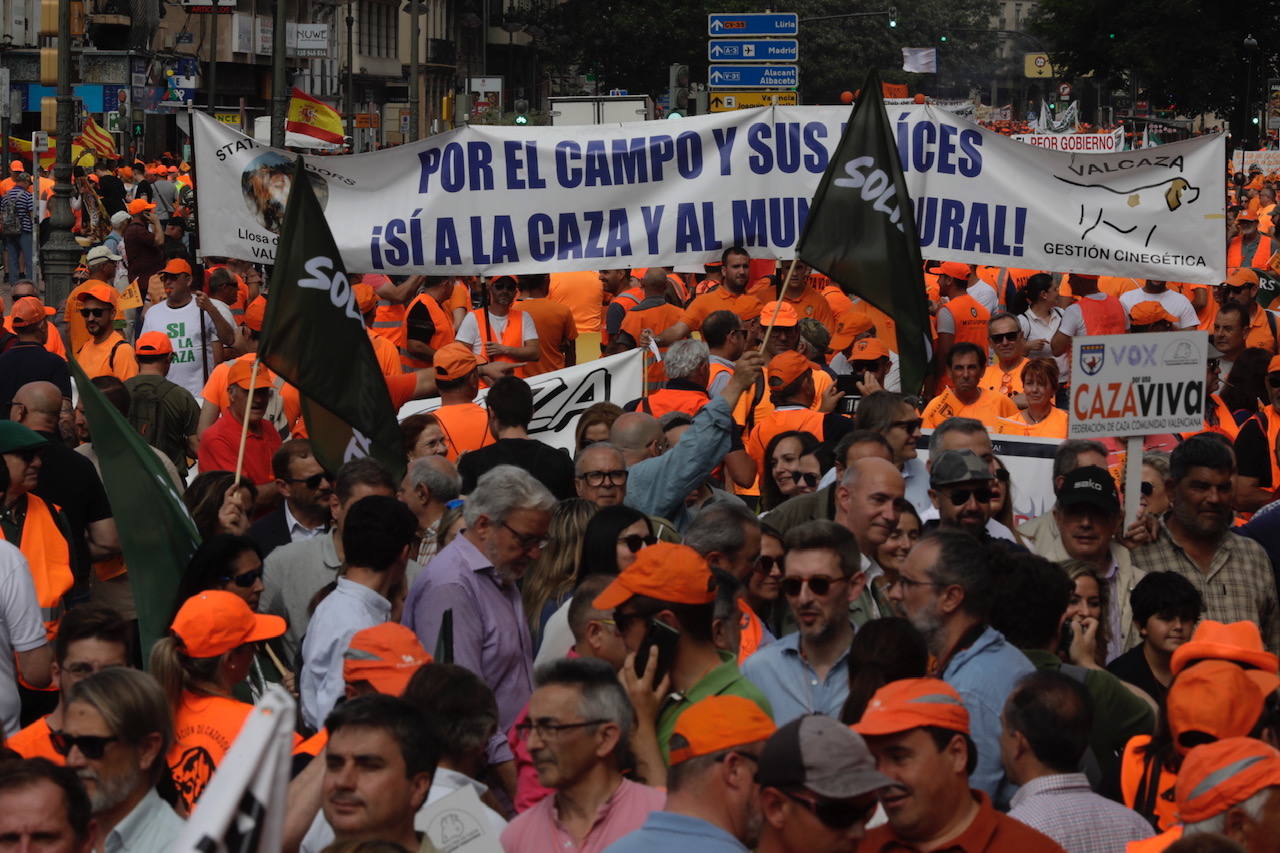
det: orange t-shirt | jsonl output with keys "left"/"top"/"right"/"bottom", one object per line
{"left": 680, "top": 288, "right": 763, "bottom": 329}
{"left": 517, "top": 297, "right": 578, "bottom": 377}
{"left": 201, "top": 354, "right": 302, "bottom": 430}
{"left": 744, "top": 406, "right": 825, "bottom": 474}
{"left": 821, "top": 284, "right": 854, "bottom": 316}
{"left": 433, "top": 402, "right": 495, "bottom": 461}
{"left": 75, "top": 333, "right": 138, "bottom": 381}
{"left": 368, "top": 329, "right": 403, "bottom": 376}
{"left": 445, "top": 281, "right": 472, "bottom": 321}
{"left": 980, "top": 359, "right": 1026, "bottom": 398}
{"left": 549, "top": 270, "right": 604, "bottom": 334}
{"left": 922, "top": 387, "right": 1019, "bottom": 429}
{"left": 995, "top": 407, "right": 1069, "bottom": 439}
{"left": 7, "top": 716, "right": 62, "bottom": 763}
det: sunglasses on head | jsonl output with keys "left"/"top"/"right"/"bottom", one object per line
{"left": 781, "top": 575, "right": 845, "bottom": 597}
{"left": 779, "top": 790, "right": 879, "bottom": 830}
{"left": 287, "top": 471, "right": 332, "bottom": 490}
{"left": 222, "top": 566, "right": 264, "bottom": 588}
{"left": 50, "top": 730, "right": 118, "bottom": 760}
{"left": 990, "top": 331, "right": 1019, "bottom": 344}
{"left": 618, "top": 533, "right": 658, "bottom": 553}
{"left": 78, "top": 308, "right": 107, "bottom": 318}
{"left": 947, "top": 486, "right": 993, "bottom": 506}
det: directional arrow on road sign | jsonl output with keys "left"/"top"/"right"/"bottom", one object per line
{"left": 708, "top": 38, "right": 799, "bottom": 62}
{"left": 708, "top": 64, "right": 799, "bottom": 89}
{"left": 707, "top": 12, "right": 799, "bottom": 37}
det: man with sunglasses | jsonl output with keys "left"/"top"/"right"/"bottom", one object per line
{"left": 607, "top": 695, "right": 776, "bottom": 853}
{"left": 980, "top": 313, "right": 1028, "bottom": 407}
{"left": 249, "top": 439, "right": 333, "bottom": 558}
{"left": 454, "top": 275, "right": 539, "bottom": 372}
{"left": 72, "top": 284, "right": 136, "bottom": 382}
{"left": 58, "top": 667, "right": 182, "bottom": 851}
{"left": 927, "top": 449, "right": 997, "bottom": 541}
{"left": 138, "top": 256, "right": 237, "bottom": 400}
{"left": 742, "top": 521, "right": 864, "bottom": 724}
{"left": 755, "top": 715, "right": 892, "bottom": 852}
{"left": 1209, "top": 268, "right": 1277, "bottom": 354}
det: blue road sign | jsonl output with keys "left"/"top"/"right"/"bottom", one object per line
{"left": 707, "top": 38, "right": 799, "bottom": 62}
{"left": 708, "top": 64, "right": 799, "bottom": 89}
{"left": 707, "top": 12, "right": 799, "bottom": 37}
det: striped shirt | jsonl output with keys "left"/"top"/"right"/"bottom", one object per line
{"left": 2, "top": 187, "right": 33, "bottom": 232}
{"left": 1009, "top": 773, "right": 1153, "bottom": 853}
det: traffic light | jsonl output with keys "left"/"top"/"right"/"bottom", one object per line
{"left": 132, "top": 121, "right": 144, "bottom": 137}
{"left": 441, "top": 92, "right": 454, "bottom": 128}
{"left": 1108, "top": 32, "right": 1116, "bottom": 39}
{"left": 938, "top": 34, "right": 949, "bottom": 43}
{"left": 514, "top": 98, "right": 529, "bottom": 125}
{"left": 888, "top": 6, "right": 897, "bottom": 27}
{"left": 668, "top": 63, "right": 689, "bottom": 119}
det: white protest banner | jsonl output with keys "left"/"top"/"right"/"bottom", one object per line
{"left": 174, "top": 685, "right": 294, "bottom": 852}
{"left": 1011, "top": 128, "right": 1124, "bottom": 152}
{"left": 192, "top": 106, "right": 1224, "bottom": 282}
{"left": 397, "top": 349, "right": 645, "bottom": 452}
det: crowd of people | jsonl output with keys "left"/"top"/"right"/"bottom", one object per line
{"left": 0, "top": 154, "right": 1278, "bottom": 853}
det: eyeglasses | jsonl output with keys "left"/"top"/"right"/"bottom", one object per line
{"left": 501, "top": 521, "right": 549, "bottom": 552}
{"left": 514, "top": 718, "right": 608, "bottom": 739}
{"left": 890, "top": 418, "right": 923, "bottom": 433}
{"left": 61, "top": 662, "right": 121, "bottom": 678}
{"left": 50, "top": 731, "right": 119, "bottom": 760}
{"left": 286, "top": 471, "right": 333, "bottom": 490}
{"left": 78, "top": 308, "right": 107, "bottom": 318}
{"left": 779, "top": 790, "right": 879, "bottom": 830}
{"left": 946, "top": 486, "right": 993, "bottom": 505}
{"left": 781, "top": 575, "right": 847, "bottom": 597}
{"left": 491, "top": 281, "right": 518, "bottom": 291}
{"left": 618, "top": 533, "right": 658, "bottom": 553}
{"left": 886, "top": 574, "right": 946, "bottom": 593}
{"left": 11, "top": 448, "right": 42, "bottom": 464}
{"left": 754, "top": 554, "right": 782, "bottom": 576}
{"left": 1141, "top": 481, "right": 1154, "bottom": 497}
{"left": 221, "top": 566, "right": 264, "bottom": 589}
{"left": 579, "top": 469, "right": 628, "bottom": 487}
{"left": 994, "top": 467, "right": 1010, "bottom": 483}
{"left": 990, "top": 331, "right": 1020, "bottom": 344}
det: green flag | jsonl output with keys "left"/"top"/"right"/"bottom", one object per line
{"left": 257, "top": 158, "right": 405, "bottom": 479}
{"left": 69, "top": 357, "right": 199, "bottom": 657}
{"left": 797, "top": 70, "right": 931, "bottom": 395}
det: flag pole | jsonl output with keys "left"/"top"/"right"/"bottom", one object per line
{"left": 232, "top": 359, "right": 261, "bottom": 485}
{"left": 758, "top": 259, "right": 800, "bottom": 353}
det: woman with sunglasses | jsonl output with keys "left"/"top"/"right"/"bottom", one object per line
{"left": 743, "top": 523, "right": 786, "bottom": 637}
{"left": 1140, "top": 453, "right": 1172, "bottom": 519}
{"left": 151, "top": 589, "right": 297, "bottom": 813}
{"left": 760, "top": 430, "right": 829, "bottom": 512}
{"left": 995, "top": 357, "right": 1068, "bottom": 439}
{"left": 522, "top": 498, "right": 598, "bottom": 649}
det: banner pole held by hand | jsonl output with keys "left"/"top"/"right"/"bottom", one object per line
{"left": 232, "top": 359, "right": 261, "bottom": 487}
{"left": 759, "top": 259, "right": 799, "bottom": 353}
{"left": 1122, "top": 435, "right": 1144, "bottom": 532}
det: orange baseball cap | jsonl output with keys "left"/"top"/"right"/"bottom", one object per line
{"left": 767, "top": 350, "right": 811, "bottom": 389}
{"left": 1236, "top": 209, "right": 1259, "bottom": 222}
{"left": 593, "top": 542, "right": 716, "bottom": 610}
{"left": 353, "top": 283, "right": 378, "bottom": 315}
{"left": 242, "top": 296, "right": 267, "bottom": 332}
{"left": 829, "top": 309, "right": 874, "bottom": 353}
{"left": 1167, "top": 661, "right": 1273, "bottom": 754}
{"left": 170, "top": 590, "right": 285, "bottom": 658}
{"left": 850, "top": 339, "right": 890, "bottom": 361}
{"left": 9, "top": 160, "right": 22, "bottom": 171}
{"left": 1177, "top": 737, "right": 1280, "bottom": 824}
{"left": 343, "top": 623, "right": 433, "bottom": 695}
{"left": 9, "top": 296, "right": 56, "bottom": 328}
{"left": 126, "top": 198, "right": 155, "bottom": 214}
{"left": 759, "top": 300, "right": 799, "bottom": 327}
{"left": 161, "top": 258, "right": 192, "bottom": 276}
{"left": 928, "top": 261, "right": 971, "bottom": 280}
{"left": 852, "top": 678, "right": 971, "bottom": 737}
{"left": 1171, "top": 620, "right": 1280, "bottom": 685}
{"left": 134, "top": 331, "right": 173, "bottom": 356}
{"left": 976, "top": 266, "right": 1001, "bottom": 287}
{"left": 227, "top": 359, "right": 276, "bottom": 392}
{"left": 434, "top": 342, "right": 478, "bottom": 381}
{"left": 1129, "top": 301, "right": 1177, "bottom": 326}
{"left": 668, "top": 695, "right": 777, "bottom": 765}
{"left": 75, "top": 282, "right": 119, "bottom": 308}
{"left": 1226, "top": 268, "right": 1260, "bottom": 288}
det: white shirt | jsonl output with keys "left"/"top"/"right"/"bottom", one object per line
{"left": 0, "top": 542, "right": 48, "bottom": 735}
{"left": 299, "top": 578, "right": 391, "bottom": 730}
{"left": 969, "top": 281, "right": 999, "bottom": 314}
{"left": 1018, "top": 308, "right": 1069, "bottom": 378}
{"left": 901, "top": 456, "right": 931, "bottom": 515}
{"left": 104, "top": 788, "right": 185, "bottom": 853}
{"left": 534, "top": 598, "right": 574, "bottom": 667}
{"left": 454, "top": 310, "right": 537, "bottom": 356}
{"left": 1118, "top": 287, "right": 1199, "bottom": 329}
{"left": 283, "top": 502, "right": 328, "bottom": 543}
{"left": 139, "top": 297, "right": 235, "bottom": 399}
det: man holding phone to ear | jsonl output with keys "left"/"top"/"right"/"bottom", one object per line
{"left": 594, "top": 542, "right": 773, "bottom": 766}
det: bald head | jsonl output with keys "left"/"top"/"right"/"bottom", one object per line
{"left": 610, "top": 413, "right": 663, "bottom": 463}
{"left": 13, "top": 382, "right": 63, "bottom": 432}
{"left": 839, "top": 457, "right": 906, "bottom": 551}
{"left": 841, "top": 456, "right": 904, "bottom": 490}
{"left": 641, "top": 267, "right": 669, "bottom": 297}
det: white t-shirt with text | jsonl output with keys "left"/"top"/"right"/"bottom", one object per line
{"left": 139, "top": 297, "right": 234, "bottom": 399}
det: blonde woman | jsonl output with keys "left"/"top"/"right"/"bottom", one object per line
{"left": 1061, "top": 559, "right": 1110, "bottom": 668}
{"left": 522, "top": 498, "right": 598, "bottom": 641}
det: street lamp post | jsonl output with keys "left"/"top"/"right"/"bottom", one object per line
{"left": 405, "top": 0, "right": 421, "bottom": 141}
{"left": 270, "top": 0, "right": 288, "bottom": 146}
{"left": 1244, "top": 34, "right": 1258, "bottom": 159}
{"left": 345, "top": 0, "right": 355, "bottom": 151}
{"left": 42, "top": 0, "right": 79, "bottom": 319}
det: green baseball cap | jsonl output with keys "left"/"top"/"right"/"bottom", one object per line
{"left": 0, "top": 422, "right": 48, "bottom": 455}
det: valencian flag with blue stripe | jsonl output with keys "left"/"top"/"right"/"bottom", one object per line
{"left": 796, "top": 69, "right": 931, "bottom": 395}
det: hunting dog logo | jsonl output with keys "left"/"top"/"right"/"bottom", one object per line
{"left": 1055, "top": 171, "right": 1200, "bottom": 248}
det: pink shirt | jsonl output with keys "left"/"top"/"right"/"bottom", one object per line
{"left": 499, "top": 778, "right": 665, "bottom": 853}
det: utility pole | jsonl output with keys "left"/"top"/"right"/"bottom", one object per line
{"left": 271, "top": 0, "right": 288, "bottom": 146}
{"left": 345, "top": 0, "right": 355, "bottom": 151}
{"left": 42, "top": 0, "right": 79, "bottom": 322}
{"left": 408, "top": 0, "right": 420, "bottom": 141}
{"left": 208, "top": 13, "right": 218, "bottom": 113}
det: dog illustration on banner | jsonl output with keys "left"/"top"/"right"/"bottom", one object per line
{"left": 1054, "top": 170, "right": 1200, "bottom": 247}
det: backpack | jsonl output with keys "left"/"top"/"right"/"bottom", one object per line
{"left": 0, "top": 193, "right": 20, "bottom": 237}
{"left": 127, "top": 378, "right": 179, "bottom": 451}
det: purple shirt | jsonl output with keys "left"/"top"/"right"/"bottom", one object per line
{"left": 403, "top": 533, "right": 532, "bottom": 763}
{"left": 500, "top": 778, "right": 666, "bottom": 853}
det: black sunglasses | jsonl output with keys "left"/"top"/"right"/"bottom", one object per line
{"left": 780, "top": 790, "right": 879, "bottom": 830}
{"left": 1141, "top": 481, "right": 1154, "bottom": 497}
{"left": 1268, "top": 375, "right": 1280, "bottom": 389}
{"left": 617, "top": 533, "right": 658, "bottom": 554}
{"left": 781, "top": 575, "right": 846, "bottom": 597}
{"left": 221, "top": 566, "right": 264, "bottom": 589}
{"left": 989, "top": 331, "right": 1019, "bottom": 344}
{"left": 12, "top": 448, "right": 42, "bottom": 464}
{"left": 890, "top": 418, "right": 923, "bottom": 433}
{"left": 947, "top": 486, "right": 993, "bottom": 506}
{"left": 994, "top": 468, "right": 1010, "bottom": 483}
{"left": 754, "top": 554, "right": 782, "bottom": 576}
{"left": 783, "top": 471, "right": 819, "bottom": 488}
{"left": 286, "top": 471, "right": 333, "bottom": 490}
{"left": 50, "top": 731, "right": 118, "bottom": 759}
{"left": 78, "top": 308, "right": 107, "bottom": 318}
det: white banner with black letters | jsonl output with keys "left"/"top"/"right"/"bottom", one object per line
{"left": 193, "top": 107, "right": 1225, "bottom": 282}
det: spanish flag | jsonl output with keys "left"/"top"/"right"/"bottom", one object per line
{"left": 285, "top": 88, "right": 344, "bottom": 145}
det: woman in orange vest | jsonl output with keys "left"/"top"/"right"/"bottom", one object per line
{"left": 152, "top": 589, "right": 296, "bottom": 813}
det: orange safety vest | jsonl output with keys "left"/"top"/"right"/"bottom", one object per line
{"left": 737, "top": 599, "right": 765, "bottom": 661}
{"left": 1120, "top": 735, "right": 1180, "bottom": 832}
{"left": 401, "top": 293, "right": 454, "bottom": 370}
{"left": 946, "top": 291, "right": 990, "bottom": 351}
{"left": 620, "top": 302, "right": 684, "bottom": 343}
{"left": 1079, "top": 293, "right": 1128, "bottom": 335}
{"left": 0, "top": 494, "right": 73, "bottom": 633}
{"left": 1246, "top": 407, "right": 1280, "bottom": 490}
{"left": 372, "top": 300, "right": 407, "bottom": 347}
{"left": 602, "top": 287, "right": 643, "bottom": 346}
{"left": 641, "top": 387, "right": 709, "bottom": 419}
{"left": 1227, "top": 234, "right": 1274, "bottom": 269}
{"left": 433, "top": 402, "right": 495, "bottom": 461}
{"left": 1184, "top": 393, "right": 1239, "bottom": 442}
{"left": 473, "top": 308, "right": 527, "bottom": 365}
